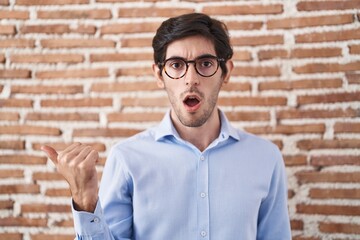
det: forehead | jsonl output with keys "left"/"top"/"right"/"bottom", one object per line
{"left": 165, "top": 35, "right": 216, "bottom": 59}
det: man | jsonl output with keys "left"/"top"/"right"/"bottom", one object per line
{"left": 42, "top": 13, "right": 291, "bottom": 239}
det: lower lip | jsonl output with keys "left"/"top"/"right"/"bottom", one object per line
{"left": 183, "top": 101, "right": 201, "bottom": 112}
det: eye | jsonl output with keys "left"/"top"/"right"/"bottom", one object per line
{"left": 167, "top": 59, "right": 185, "bottom": 70}
{"left": 198, "top": 58, "right": 215, "bottom": 68}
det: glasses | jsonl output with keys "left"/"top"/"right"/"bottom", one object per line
{"left": 159, "top": 55, "right": 225, "bottom": 79}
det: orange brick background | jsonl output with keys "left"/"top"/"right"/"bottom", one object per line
{"left": 0, "top": 0, "right": 360, "bottom": 239}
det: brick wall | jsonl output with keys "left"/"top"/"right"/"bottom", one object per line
{"left": 0, "top": 0, "right": 359, "bottom": 239}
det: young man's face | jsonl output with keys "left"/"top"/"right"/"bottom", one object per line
{"left": 153, "top": 35, "right": 233, "bottom": 128}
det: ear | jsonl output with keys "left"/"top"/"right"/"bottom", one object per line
{"left": 222, "top": 60, "right": 233, "bottom": 85}
{"left": 152, "top": 63, "right": 165, "bottom": 89}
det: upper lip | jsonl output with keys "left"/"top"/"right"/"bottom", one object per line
{"left": 183, "top": 94, "right": 201, "bottom": 103}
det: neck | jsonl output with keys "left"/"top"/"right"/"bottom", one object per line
{"left": 171, "top": 109, "right": 221, "bottom": 152}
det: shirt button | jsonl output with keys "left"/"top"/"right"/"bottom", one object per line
{"left": 200, "top": 155, "right": 205, "bottom": 161}
{"left": 92, "top": 218, "right": 99, "bottom": 223}
{"left": 200, "top": 192, "right": 207, "bottom": 198}
{"left": 200, "top": 231, "right": 207, "bottom": 237}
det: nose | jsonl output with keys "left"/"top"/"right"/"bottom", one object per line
{"left": 184, "top": 63, "right": 200, "bottom": 86}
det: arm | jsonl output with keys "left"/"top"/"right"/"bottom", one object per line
{"left": 42, "top": 143, "right": 132, "bottom": 240}
{"left": 257, "top": 148, "right": 291, "bottom": 240}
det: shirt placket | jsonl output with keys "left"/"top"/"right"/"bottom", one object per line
{"left": 197, "top": 152, "right": 210, "bottom": 240}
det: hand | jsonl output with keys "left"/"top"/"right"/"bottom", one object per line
{"left": 41, "top": 143, "right": 99, "bottom": 213}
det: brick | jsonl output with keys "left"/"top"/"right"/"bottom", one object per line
{"left": 73, "top": 128, "right": 141, "bottom": 138}
{"left": 271, "top": 140, "right": 283, "bottom": 150}
{"left": 0, "top": 25, "right": 16, "bottom": 35}
{"left": 296, "top": 171, "right": 360, "bottom": 183}
{"left": 277, "top": 108, "right": 358, "bottom": 120}
{"left": 297, "top": 0, "right": 360, "bottom": 11}
{"left": 296, "top": 29, "right": 360, "bottom": 43}
{"left": 349, "top": 44, "right": 360, "bottom": 54}
{"left": 258, "top": 49, "right": 288, "bottom": 60}
{"left": 259, "top": 78, "right": 342, "bottom": 91}
{"left": 291, "top": 219, "right": 304, "bottom": 230}
{"left": 0, "top": 10, "right": 29, "bottom": 19}
{"left": 90, "top": 52, "right": 153, "bottom": 62}
{"left": 222, "top": 82, "right": 251, "bottom": 92}
{"left": 36, "top": 68, "right": 108, "bottom": 79}
{"left": 0, "top": 0, "right": 9, "bottom": 5}
{"left": 118, "top": 7, "right": 194, "bottom": 18}
{"left": 41, "top": 39, "right": 115, "bottom": 48}
{"left": 0, "top": 155, "right": 47, "bottom": 165}
{"left": 284, "top": 155, "right": 307, "bottom": 166}
{"left": 11, "top": 85, "right": 83, "bottom": 94}
{"left": 309, "top": 188, "right": 360, "bottom": 199}
{"left": 91, "top": 82, "right": 158, "bottom": 92}
{"left": 108, "top": 112, "right": 164, "bottom": 122}
{"left": 0, "top": 233, "right": 22, "bottom": 240}
{"left": 267, "top": 14, "right": 354, "bottom": 29}
{"left": 0, "top": 69, "right": 30, "bottom": 78}
{"left": 334, "top": 122, "right": 360, "bottom": 133}
{"left": 21, "top": 203, "right": 71, "bottom": 213}
{"left": 0, "top": 140, "right": 25, "bottom": 150}
{"left": 16, "top": 0, "right": 88, "bottom": 5}
{"left": 101, "top": 22, "right": 160, "bottom": 34}
{"left": 0, "top": 200, "right": 14, "bottom": 209}
{"left": 70, "top": 25, "right": 97, "bottom": 34}
{"left": 290, "top": 47, "right": 342, "bottom": 58}
{"left": 38, "top": 9, "right": 111, "bottom": 19}
{"left": 203, "top": 4, "right": 283, "bottom": 15}
{"left": 293, "top": 61, "right": 360, "bottom": 74}
{"left": 346, "top": 72, "right": 360, "bottom": 84}
{"left": 292, "top": 237, "right": 320, "bottom": 240}
{"left": 0, "top": 39, "right": 35, "bottom": 48}
{"left": 232, "top": 65, "right": 281, "bottom": 77}
{"left": 296, "top": 204, "right": 360, "bottom": 216}
{"left": 97, "top": 0, "right": 156, "bottom": 2}
{"left": 232, "top": 50, "right": 252, "bottom": 61}
{"left": 0, "top": 217, "right": 47, "bottom": 227}
{"left": 319, "top": 222, "right": 360, "bottom": 234}
{"left": 11, "top": 54, "right": 84, "bottom": 63}
{"left": 121, "top": 97, "right": 169, "bottom": 107}
{"left": 45, "top": 188, "right": 71, "bottom": 197}
{"left": 231, "top": 35, "right": 283, "bottom": 46}
{"left": 20, "top": 24, "right": 71, "bottom": 34}
{"left": 225, "top": 20, "right": 263, "bottom": 30}
{"left": 0, "top": 112, "right": 20, "bottom": 121}
{"left": 41, "top": 98, "right": 112, "bottom": 107}
{"left": 298, "top": 139, "right": 360, "bottom": 150}
{"left": 33, "top": 172, "right": 66, "bottom": 181}
{"left": 26, "top": 112, "right": 99, "bottom": 122}
{"left": 0, "top": 184, "right": 40, "bottom": 194}
{"left": 121, "top": 37, "right": 152, "bottom": 48}
{"left": 224, "top": 111, "right": 270, "bottom": 122}
{"left": 219, "top": 96, "right": 287, "bottom": 106}
{"left": 31, "top": 234, "right": 74, "bottom": 240}
{"left": 0, "top": 99, "right": 33, "bottom": 108}
{"left": 116, "top": 67, "right": 153, "bottom": 77}
{"left": 0, "top": 53, "right": 4, "bottom": 63}
{"left": 245, "top": 124, "right": 325, "bottom": 135}
{"left": 311, "top": 155, "right": 360, "bottom": 166}
{"left": 0, "top": 125, "right": 61, "bottom": 136}
{"left": 297, "top": 92, "right": 360, "bottom": 105}
{"left": 0, "top": 169, "right": 24, "bottom": 178}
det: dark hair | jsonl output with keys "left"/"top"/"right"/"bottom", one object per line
{"left": 152, "top": 13, "right": 233, "bottom": 76}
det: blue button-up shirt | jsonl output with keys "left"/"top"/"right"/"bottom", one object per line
{"left": 72, "top": 110, "right": 291, "bottom": 240}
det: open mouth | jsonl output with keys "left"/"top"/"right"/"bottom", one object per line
{"left": 183, "top": 95, "right": 201, "bottom": 112}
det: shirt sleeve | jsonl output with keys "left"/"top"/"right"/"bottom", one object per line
{"left": 257, "top": 147, "right": 292, "bottom": 240}
{"left": 71, "top": 145, "right": 133, "bottom": 240}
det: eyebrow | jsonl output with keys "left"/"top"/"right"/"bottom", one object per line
{"left": 166, "top": 54, "right": 217, "bottom": 61}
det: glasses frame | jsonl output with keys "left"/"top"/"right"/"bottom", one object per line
{"left": 158, "top": 54, "right": 225, "bottom": 80}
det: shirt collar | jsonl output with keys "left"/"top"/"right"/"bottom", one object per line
{"left": 154, "top": 109, "right": 240, "bottom": 142}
